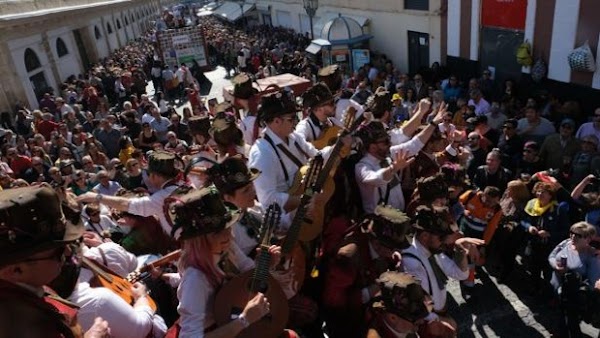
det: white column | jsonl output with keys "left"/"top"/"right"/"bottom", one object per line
{"left": 470, "top": 0, "right": 480, "bottom": 61}
{"left": 592, "top": 33, "right": 600, "bottom": 89}
{"left": 522, "top": 0, "right": 537, "bottom": 74}
{"left": 447, "top": 0, "right": 461, "bottom": 57}
{"left": 548, "top": 0, "right": 580, "bottom": 82}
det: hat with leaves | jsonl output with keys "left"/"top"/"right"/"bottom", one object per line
{"left": 372, "top": 271, "right": 430, "bottom": 322}
{"left": 207, "top": 156, "right": 261, "bottom": 195}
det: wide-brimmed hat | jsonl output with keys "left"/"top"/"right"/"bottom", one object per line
{"left": 302, "top": 82, "right": 334, "bottom": 110}
{"left": 0, "top": 184, "right": 84, "bottom": 266}
{"left": 165, "top": 187, "right": 241, "bottom": 240}
{"left": 147, "top": 150, "right": 181, "bottom": 178}
{"left": 232, "top": 73, "right": 258, "bottom": 100}
{"left": 208, "top": 156, "right": 260, "bottom": 194}
{"left": 372, "top": 271, "right": 430, "bottom": 322}
{"left": 365, "top": 90, "right": 393, "bottom": 118}
{"left": 258, "top": 90, "right": 298, "bottom": 122}
{"left": 365, "top": 205, "right": 411, "bottom": 249}
{"left": 317, "top": 65, "right": 342, "bottom": 92}
{"left": 188, "top": 115, "right": 212, "bottom": 136}
{"left": 210, "top": 112, "right": 244, "bottom": 147}
{"left": 412, "top": 205, "right": 457, "bottom": 236}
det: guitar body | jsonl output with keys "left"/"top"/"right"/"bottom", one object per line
{"left": 272, "top": 244, "right": 306, "bottom": 299}
{"left": 214, "top": 271, "right": 289, "bottom": 338}
{"left": 288, "top": 165, "right": 310, "bottom": 196}
{"left": 312, "top": 125, "right": 342, "bottom": 150}
{"left": 299, "top": 177, "right": 335, "bottom": 242}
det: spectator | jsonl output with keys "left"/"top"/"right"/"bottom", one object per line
{"left": 94, "top": 119, "right": 121, "bottom": 159}
{"left": 517, "top": 105, "right": 556, "bottom": 144}
{"left": 467, "top": 89, "right": 490, "bottom": 116}
{"left": 93, "top": 170, "right": 122, "bottom": 196}
{"left": 575, "top": 107, "right": 600, "bottom": 151}
{"left": 539, "top": 118, "right": 581, "bottom": 172}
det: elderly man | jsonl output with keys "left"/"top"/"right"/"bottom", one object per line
{"left": 539, "top": 118, "right": 581, "bottom": 171}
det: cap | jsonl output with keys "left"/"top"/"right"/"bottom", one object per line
{"left": 165, "top": 187, "right": 241, "bottom": 240}
{"left": 0, "top": 184, "right": 83, "bottom": 266}
{"left": 391, "top": 93, "right": 402, "bottom": 102}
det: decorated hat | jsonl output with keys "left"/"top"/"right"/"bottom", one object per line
{"left": 365, "top": 90, "right": 393, "bottom": 119}
{"left": 214, "top": 102, "right": 234, "bottom": 115}
{"left": 356, "top": 121, "right": 389, "bottom": 147}
{"left": 368, "top": 205, "right": 411, "bottom": 249}
{"left": 147, "top": 150, "right": 181, "bottom": 178}
{"left": 302, "top": 82, "right": 334, "bottom": 110}
{"left": 258, "top": 90, "right": 298, "bottom": 122}
{"left": 373, "top": 271, "right": 430, "bottom": 322}
{"left": 210, "top": 112, "right": 244, "bottom": 147}
{"left": 412, "top": 205, "right": 456, "bottom": 236}
{"left": 0, "top": 184, "right": 84, "bottom": 266}
{"left": 165, "top": 187, "right": 241, "bottom": 240}
{"left": 317, "top": 65, "right": 342, "bottom": 92}
{"left": 207, "top": 156, "right": 261, "bottom": 194}
{"left": 232, "top": 73, "right": 258, "bottom": 100}
{"left": 188, "top": 115, "right": 212, "bottom": 136}
{"left": 416, "top": 174, "right": 448, "bottom": 201}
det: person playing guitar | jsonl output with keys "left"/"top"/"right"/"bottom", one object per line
{"left": 163, "top": 188, "right": 294, "bottom": 338}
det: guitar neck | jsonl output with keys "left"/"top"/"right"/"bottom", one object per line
{"left": 138, "top": 250, "right": 182, "bottom": 274}
{"left": 281, "top": 193, "right": 311, "bottom": 254}
{"left": 82, "top": 257, "right": 114, "bottom": 282}
{"left": 250, "top": 245, "right": 273, "bottom": 293}
{"left": 314, "top": 139, "right": 343, "bottom": 189}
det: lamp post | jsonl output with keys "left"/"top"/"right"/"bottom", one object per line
{"left": 303, "top": 0, "right": 318, "bottom": 40}
{"left": 236, "top": 0, "right": 246, "bottom": 28}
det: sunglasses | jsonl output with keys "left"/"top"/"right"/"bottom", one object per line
{"left": 570, "top": 231, "right": 584, "bottom": 239}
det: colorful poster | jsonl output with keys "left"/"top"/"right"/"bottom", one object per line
{"left": 481, "top": 0, "right": 527, "bottom": 30}
{"left": 352, "top": 49, "right": 370, "bottom": 71}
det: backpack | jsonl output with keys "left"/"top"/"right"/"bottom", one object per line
{"left": 516, "top": 41, "right": 533, "bottom": 66}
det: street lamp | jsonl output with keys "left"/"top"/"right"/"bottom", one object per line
{"left": 236, "top": 0, "right": 246, "bottom": 27}
{"left": 303, "top": 0, "right": 318, "bottom": 40}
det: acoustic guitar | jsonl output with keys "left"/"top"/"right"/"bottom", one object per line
{"left": 214, "top": 204, "right": 289, "bottom": 338}
{"left": 298, "top": 107, "right": 361, "bottom": 242}
{"left": 82, "top": 256, "right": 157, "bottom": 312}
{"left": 273, "top": 156, "right": 322, "bottom": 298}
{"left": 311, "top": 106, "right": 357, "bottom": 150}
{"left": 126, "top": 249, "right": 182, "bottom": 284}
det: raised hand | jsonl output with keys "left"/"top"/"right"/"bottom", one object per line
{"left": 391, "top": 149, "right": 415, "bottom": 171}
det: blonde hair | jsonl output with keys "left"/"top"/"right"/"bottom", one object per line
{"left": 570, "top": 221, "right": 596, "bottom": 238}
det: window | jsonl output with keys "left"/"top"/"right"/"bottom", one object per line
{"left": 56, "top": 38, "right": 69, "bottom": 57}
{"left": 124, "top": 16, "right": 129, "bottom": 26}
{"left": 405, "top": 0, "right": 429, "bottom": 11}
{"left": 107, "top": 22, "right": 113, "bottom": 34}
{"left": 24, "top": 48, "right": 41, "bottom": 72}
{"left": 136, "top": 11, "right": 140, "bottom": 20}
{"left": 94, "top": 26, "right": 102, "bottom": 39}
{"left": 131, "top": 14, "right": 135, "bottom": 23}
{"left": 116, "top": 19, "right": 122, "bottom": 29}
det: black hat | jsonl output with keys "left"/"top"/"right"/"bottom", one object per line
{"left": 356, "top": 121, "right": 389, "bottom": 147}
{"left": 188, "top": 115, "right": 212, "bottom": 136}
{"left": 317, "top": 65, "right": 342, "bottom": 92}
{"left": 210, "top": 112, "right": 244, "bottom": 147}
{"left": 232, "top": 73, "right": 258, "bottom": 100}
{"left": 258, "top": 90, "right": 298, "bottom": 122}
{"left": 412, "top": 205, "right": 457, "bottom": 236}
{"left": 208, "top": 156, "right": 261, "bottom": 194}
{"left": 373, "top": 271, "right": 430, "bottom": 322}
{"left": 368, "top": 205, "right": 411, "bottom": 249}
{"left": 147, "top": 150, "right": 181, "bottom": 178}
{"left": 0, "top": 184, "right": 83, "bottom": 266}
{"left": 165, "top": 187, "right": 241, "bottom": 240}
{"left": 365, "top": 90, "right": 393, "bottom": 118}
{"left": 302, "top": 82, "right": 334, "bottom": 110}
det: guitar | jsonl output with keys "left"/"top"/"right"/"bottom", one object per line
{"left": 273, "top": 156, "right": 323, "bottom": 298}
{"left": 298, "top": 107, "right": 360, "bottom": 242}
{"left": 125, "top": 250, "right": 182, "bottom": 284}
{"left": 214, "top": 204, "right": 289, "bottom": 338}
{"left": 82, "top": 256, "right": 157, "bottom": 312}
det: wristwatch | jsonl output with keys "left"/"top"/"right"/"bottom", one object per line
{"left": 95, "top": 193, "right": 104, "bottom": 203}
{"left": 237, "top": 314, "right": 250, "bottom": 328}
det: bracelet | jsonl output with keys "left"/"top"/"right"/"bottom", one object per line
{"left": 237, "top": 314, "right": 250, "bottom": 328}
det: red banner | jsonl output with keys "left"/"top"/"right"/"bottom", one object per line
{"left": 481, "top": 0, "right": 527, "bottom": 30}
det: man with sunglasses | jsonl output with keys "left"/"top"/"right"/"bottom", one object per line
{"left": 295, "top": 82, "right": 342, "bottom": 142}
{"left": 0, "top": 184, "right": 110, "bottom": 337}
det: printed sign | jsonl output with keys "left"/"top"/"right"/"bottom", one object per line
{"left": 352, "top": 49, "right": 370, "bottom": 71}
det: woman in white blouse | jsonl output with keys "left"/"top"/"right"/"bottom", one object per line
{"left": 166, "top": 187, "right": 281, "bottom": 338}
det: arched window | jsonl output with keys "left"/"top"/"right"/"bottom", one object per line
{"left": 124, "top": 16, "right": 129, "bottom": 26}
{"left": 56, "top": 38, "right": 69, "bottom": 57}
{"left": 107, "top": 22, "right": 113, "bottom": 34}
{"left": 24, "top": 48, "right": 41, "bottom": 72}
{"left": 94, "top": 26, "right": 102, "bottom": 40}
{"left": 116, "top": 19, "right": 122, "bottom": 29}
{"left": 131, "top": 14, "right": 135, "bottom": 23}
{"left": 136, "top": 11, "right": 140, "bottom": 20}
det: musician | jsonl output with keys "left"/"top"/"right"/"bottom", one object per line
{"left": 210, "top": 112, "right": 248, "bottom": 159}
{"left": 163, "top": 188, "right": 283, "bottom": 338}
{"left": 296, "top": 82, "right": 342, "bottom": 142}
{"left": 354, "top": 108, "right": 443, "bottom": 213}
{"left": 248, "top": 90, "right": 351, "bottom": 228}
{"left": 0, "top": 185, "right": 110, "bottom": 338}
{"left": 65, "top": 241, "right": 168, "bottom": 338}
{"left": 77, "top": 151, "right": 182, "bottom": 236}
{"left": 365, "top": 271, "right": 430, "bottom": 338}
{"left": 232, "top": 73, "right": 262, "bottom": 145}
{"left": 322, "top": 205, "right": 410, "bottom": 337}
{"left": 401, "top": 206, "right": 484, "bottom": 336}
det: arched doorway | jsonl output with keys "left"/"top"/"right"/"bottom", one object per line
{"left": 24, "top": 48, "right": 50, "bottom": 100}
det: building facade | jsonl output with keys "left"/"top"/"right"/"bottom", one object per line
{"left": 255, "top": 0, "right": 446, "bottom": 75}
{"left": 0, "top": 0, "right": 174, "bottom": 113}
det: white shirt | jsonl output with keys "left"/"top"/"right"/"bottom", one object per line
{"left": 468, "top": 98, "right": 491, "bottom": 116}
{"left": 295, "top": 115, "right": 343, "bottom": 142}
{"left": 576, "top": 122, "right": 600, "bottom": 151}
{"left": 355, "top": 138, "right": 425, "bottom": 213}
{"left": 402, "top": 237, "right": 468, "bottom": 312}
{"left": 128, "top": 184, "right": 180, "bottom": 235}
{"left": 240, "top": 115, "right": 260, "bottom": 146}
{"left": 177, "top": 242, "right": 254, "bottom": 338}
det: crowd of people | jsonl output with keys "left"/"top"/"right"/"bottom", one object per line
{"left": 3, "top": 4, "right": 600, "bottom": 338}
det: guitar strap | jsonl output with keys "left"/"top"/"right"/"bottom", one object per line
{"left": 263, "top": 133, "right": 308, "bottom": 182}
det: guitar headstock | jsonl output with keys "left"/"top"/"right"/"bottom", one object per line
{"left": 126, "top": 270, "right": 142, "bottom": 283}
{"left": 259, "top": 203, "right": 282, "bottom": 246}
{"left": 303, "top": 155, "right": 323, "bottom": 194}
{"left": 343, "top": 106, "right": 357, "bottom": 130}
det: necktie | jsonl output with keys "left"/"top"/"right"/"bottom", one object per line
{"left": 428, "top": 255, "right": 448, "bottom": 290}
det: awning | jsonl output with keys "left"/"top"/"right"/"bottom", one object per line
{"left": 212, "top": 1, "right": 255, "bottom": 22}
{"left": 305, "top": 39, "right": 332, "bottom": 54}
{"left": 314, "top": 12, "right": 369, "bottom": 39}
